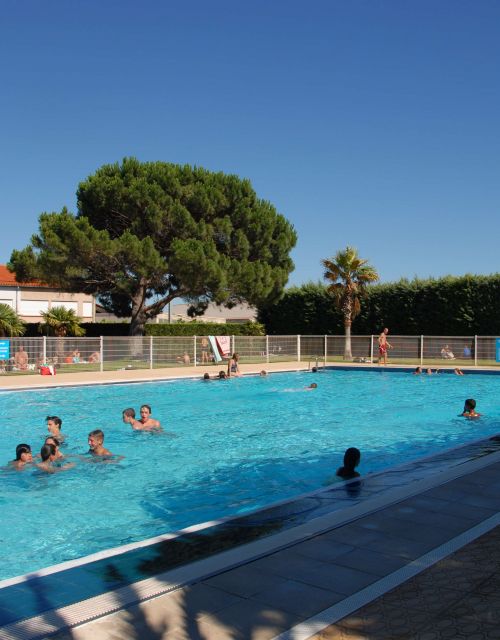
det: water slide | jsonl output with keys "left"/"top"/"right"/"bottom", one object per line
{"left": 208, "top": 336, "right": 222, "bottom": 362}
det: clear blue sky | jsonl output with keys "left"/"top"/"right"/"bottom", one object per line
{"left": 1, "top": 0, "right": 499, "bottom": 287}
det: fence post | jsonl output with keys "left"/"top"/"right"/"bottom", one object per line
{"left": 194, "top": 336, "right": 197, "bottom": 367}
{"left": 420, "top": 335, "right": 424, "bottom": 367}
{"left": 324, "top": 335, "right": 327, "bottom": 367}
{"left": 232, "top": 335, "right": 235, "bottom": 356}
{"left": 100, "top": 336, "right": 104, "bottom": 372}
{"left": 297, "top": 335, "right": 301, "bottom": 363}
{"left": 370, "top": 335, "right": 374, "bottom": 363}
{"left": 149, "top": 336, "right": 153, "bottom": 370}
{"left": 43, "top": 336, "right": 46, "bottom": 364}
{"left": 266, "top": 335, "right": 269, "bottom": 364}
{"left": 474, "top": 335, "right": 478, "bottom": 367}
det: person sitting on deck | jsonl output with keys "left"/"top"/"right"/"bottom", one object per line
{"left": 14, "top": 346, "right": 29, "bottom": 370}
{"left": 440, "top": 345, "right": 455, "bottom": 359}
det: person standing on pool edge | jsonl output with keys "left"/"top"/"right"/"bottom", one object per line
{"left": 378, "top": 328, "right": 392, "bottom": 366}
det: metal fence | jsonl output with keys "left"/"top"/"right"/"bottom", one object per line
{"left": 0, "top": 335, "right": 498, "bottom": 376}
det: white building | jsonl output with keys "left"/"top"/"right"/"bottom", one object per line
{"left": 0, "top": 265, "right": 95, "bottom": 322}
{"left": 165, "top": 302, "right": 257, "bottom": 324}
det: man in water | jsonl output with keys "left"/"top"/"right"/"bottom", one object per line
{"left": 139, "top": 404, "right": 161, "bottom": 430}
{"left": 46, "top": 416, "right": 65, "bottom": 441}
{"left": 11, "top": 444, "right": 33, "bottom": 469}
{"left": 122, "top": 407, "right": 141, "bottom": 429}
{"left": 378, "top": 328, "right": 392, "bottom": 365}
{"left": 88, "top": 429, "right": 112, "bottom": 456}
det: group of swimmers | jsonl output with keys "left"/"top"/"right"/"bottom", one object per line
{"left": 11, "top": 415, "right": 112, "bottom": 472}
{"left": 414, "top": 367, "right": 464, "bottom": 375}
{"left": 11, "top": 404, "right": 165, "bottom": 472}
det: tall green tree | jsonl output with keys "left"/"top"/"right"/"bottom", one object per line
{"left": 322, "top": 247, "right": 379, "bottom": 360}
{"left": 39, "top": 306, "right": 85, "bottom": 337}
{"left": 9, "top": 158, "right": 297, "bottom": 335}
{"left": 0, "top": 304, "right": 26, "bottom": 337}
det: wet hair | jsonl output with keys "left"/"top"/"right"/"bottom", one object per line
{"left": 415, "top": 367, "right": 421, "bottom": 373}
{"left": 140, "top": 404, "right": 152, "bottom": 413}
{"left": 89, "top": 429, "right": 104, "bottom": 442}
{"left": 218, "top": 370, "right": 226, "bottom": 379}
{"left": 40, "top": 443, "right": 56, "bottom": 462}
{"left": 45, "top": 436, "right": 60, "bottom": 447}
{"left": 15, "top": 443, "right": 31, "bottom": 460}
{"left": 343, "top": 447, "right": 361, "bottom": 469}
{"left": 464, "top": 398, "right": 476, "bottom": 411}
{"left": 123, "top": 407, "right": 136, "bottom": 419}
{"left": 203, "top": 373, "right": 210, "bottom": 380}
{"left": 260, "top": 370, "right": 268, "bottom": 376}
{"left": 309, "top": 383, "right": 318, "bottom": 389}
{"left": 336, "top": 447, "right": 361, "bottom": 480}
{"left": 46, "top": 416, "right": 62, "bottom": 428}
{"left": 311, "top": 367, "right": 318, "bottom": 373}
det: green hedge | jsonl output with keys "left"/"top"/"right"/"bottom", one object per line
{"left": 258, "top": 275, "right": 500, "bottom": 336}
{"left": 145, "top": 322, "right": 265, "bottom": 336}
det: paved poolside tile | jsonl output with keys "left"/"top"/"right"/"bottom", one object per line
{"left": 331, "top": 547, "right": 409, "bottom": 576}
{"left": 291, "top": 536, "right": 356, "bottom": 562}
{"left": 319, "top": 524, "right": 381, "bottom": 547}
{"left": 357, "top": 531, "right": 435, "bottom": 559}
{"left": 381, "top": 503, "right": 489, "bottom": 530}
{"left": 202, "top": 564, "right": 287, "bottom": 597}
{"left": 194, "top": 599, "right": 304, "bottom": 640}
{"left": 249, "top": 579, "right": 344, "bottom": 617}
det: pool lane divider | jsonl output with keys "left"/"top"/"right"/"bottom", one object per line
{"left": 2, "top": 436, "right": 500, "bottom": 640}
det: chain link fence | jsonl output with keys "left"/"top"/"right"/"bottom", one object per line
{"left": 0, "top": 335, "right": 498, "bottom": 376}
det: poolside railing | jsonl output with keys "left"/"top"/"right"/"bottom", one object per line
{"left": 0, "top": 335, "right": 498, "bottom": 376}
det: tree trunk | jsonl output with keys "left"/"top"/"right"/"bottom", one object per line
{"left": 343, "top": 320, "right": 353, "bottom": 361}
{"left": 129, "top": 289, "right": 148, "bottom": 337}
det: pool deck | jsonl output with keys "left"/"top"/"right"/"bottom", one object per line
{"left": 2, "top": 362, "right": 500, "bottom": 640}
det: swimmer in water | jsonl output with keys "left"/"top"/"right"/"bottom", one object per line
{"left": 11, "top": 444, "right": 33, "bottom": 469}
{"left": 414, "top": 367, "right": 422, "bottom": 374}
{"left": 122, "top": 407, "right": 141, "bottom": 429}
{"left": 138, "top": 405, "right": 161, "bottom": 430}
{"left": 202, "top": 372, "right": 211, "bottom": 381}
{"left": 88, "top": 429, "right": 112, "bottom": 456}
{"left": 45, "top": 436, "right": 64, "bottom": 460}
{"left": 37, "top": 443, "right": 74, "bottom": 472}
{"left": 462, "top": 398, "right": 481, "bottom": 419}
{"left": 336, "top": 447, "right": 361, "bottom": 480}
{"left": 307, "top": 383, "right": 318, "bottom": 389}
{"left": 46, "top": 416, "right": 65, "bottom": 442}
{"left": 218, "top": 370, "right": 227, "bottom": 379}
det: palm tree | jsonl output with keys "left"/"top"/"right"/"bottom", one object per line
{"left": 0, "top": 304, "right": 26, "bottom": 337}
{"left": 322, "top": 247, "right": 379, "bottom": 361}
{"left": 40, "top": 306, "right": 85, "bottom": 362}
{"left": 40, "top": 306, "right": 85, "bottom": 337}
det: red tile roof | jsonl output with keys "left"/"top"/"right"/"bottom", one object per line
{"left": 0, "top": 265, "right": 51, "bottom": 288}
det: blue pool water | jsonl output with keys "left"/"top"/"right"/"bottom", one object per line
{"left": 1, "top": 369, "right": 499, "bottom": 581}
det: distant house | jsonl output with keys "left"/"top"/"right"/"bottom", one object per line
{"left": 167, "top": 302, "right": 257, "bottom": 324}
{"left": 94, "top": 301, "right": 258, "bottom": 324}
{"left": 0, "top": 265, "right": 95, "bottom": 322}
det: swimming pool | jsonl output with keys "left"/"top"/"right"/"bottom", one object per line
{"left": 1, "top": 368, "right": 499, "bottom": 581}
